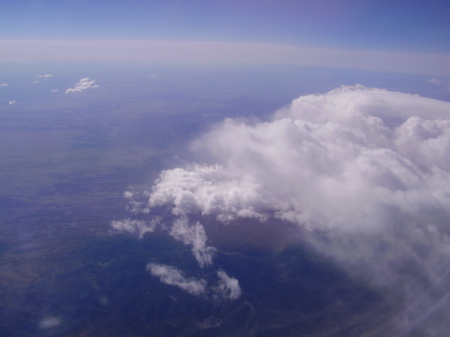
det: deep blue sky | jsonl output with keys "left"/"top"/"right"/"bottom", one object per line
{"left": 2, "top": 0, "right": 450, "bottom": 53}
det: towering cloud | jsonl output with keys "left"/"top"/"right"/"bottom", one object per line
{"left": 115, "top": 86, "right": 450, "bottom": 329}
{"left": 148, "top": 85, "right": 450, "bottom": 232}
{"left": 143, "top": 85, "right": 450, "bottom": 332}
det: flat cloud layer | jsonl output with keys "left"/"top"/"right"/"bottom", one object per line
{"left": 143, "top": 85, "right": 450, "bottom": 333}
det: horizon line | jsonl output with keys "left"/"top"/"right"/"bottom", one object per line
{"left": 2, "top": 39, "right": 450, "bottom": 76}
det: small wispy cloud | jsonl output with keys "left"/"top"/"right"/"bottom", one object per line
{"left": 146, "top": 263, "right": 242, "bottom": 300}
{"left": 1, "top": 83, "right": 10, "bottom": 87}
{"left": 38, "top": 316, "right": 61, "bottom": 330}
{"left": 111, "top": 218, "right": 159, "bottom": 239}
{"left": 36, "top": 74, "right": 53, "bottom": 78}
{"left": 51, "top": 89, "right": 60, "bottom": 93}
{"left": 170, "top": 217, "right": 216, "bottom": 268}
{"left": 65, "top": 78, "right": 99, "bottom": 94}
{"left": 146, "top": 263, "right": 207, "bottom": 296}
{"left": 123, "top": 189, "right": 150, "bottom": 214}
{"left": 216, "top": 270, "right": 242, "bottom": 300}
{"left": 428, "top": 78, "right": 450, "bottom": 91}
{"left": 428, "top": 78, "right": 441, "bottom": 85}
{"left": 8, "top": 100, "right": 16, "bottom": 105}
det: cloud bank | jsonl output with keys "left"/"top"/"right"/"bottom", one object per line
{"left": 114, "top": 86, "right": 450, "bottom": 332}
{"left": 148, "top": 85, "right": 450, "bottom": 232}
{"left": 65, "top": 78, "right": 99, "bottom": 94}
{"left": 139, "top": 85, "right": 450, "bottom": 333}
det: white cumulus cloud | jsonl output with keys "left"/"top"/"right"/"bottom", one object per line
{"left": 148, "top": 85, "right": 450, "bottom": 232}
{"left": 65, "top": 78, "right": 99, "bottom": 94}
{"left": 146, "top": 263, "right": 207, "bottom": 296}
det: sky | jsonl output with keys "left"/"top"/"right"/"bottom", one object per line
{"left": 2, "top": 0, "right": 449, "bottom": 52}
{"left": 1, "top": 0, "right": 450, "bottom": 75}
